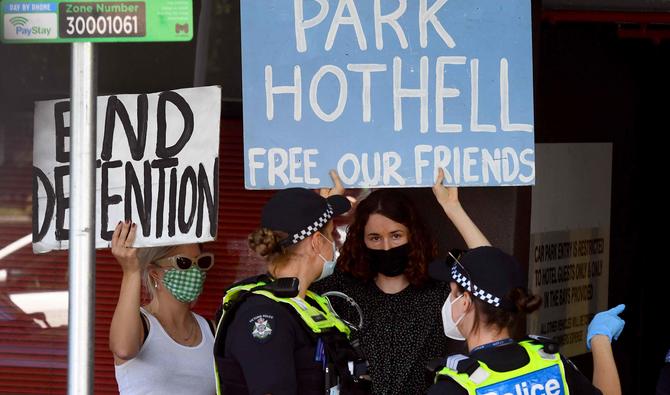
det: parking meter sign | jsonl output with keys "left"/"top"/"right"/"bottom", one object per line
{"left": 58, "top": 2, "right": 147, "bottom": 39}
{"left": 1, "top": 0, "right": 192, "bottom": 43}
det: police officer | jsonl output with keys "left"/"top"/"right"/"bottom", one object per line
{"left": 213, "top": 187, "right": 370, "bottom": 395}
{"left": 426, "top": 246, "right": 625, "bottom": 395}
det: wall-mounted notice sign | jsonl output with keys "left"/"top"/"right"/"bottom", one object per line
{"left": 527, "top": 228, "right": 609, "bottom": 357}
{"left": 1, "top": 0, "right": 192, "bottom": 43}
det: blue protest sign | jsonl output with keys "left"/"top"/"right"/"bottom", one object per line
{"left": 242, "top": 0, "right": 534, "bottom": 189}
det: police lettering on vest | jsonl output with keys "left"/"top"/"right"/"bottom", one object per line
{"left": 436, "top": 341, "right": 569, "bottom": 395}
{"left": 477, "top": 366, "right": 565, "bottom": 395}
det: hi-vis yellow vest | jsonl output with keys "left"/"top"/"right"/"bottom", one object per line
{"left": 214, "top": 281, "right": 352, "bottom": 395}
{"left": 218, "top": 281, "right": 351, "bottom": 337}
{"left": 435, "top": 341, "right": 571, "bottom": 395}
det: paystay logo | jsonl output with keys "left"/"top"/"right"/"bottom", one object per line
{"left": 3, "top": 12, "right": 57, "bottom": 40}
{"left": 9, "top": 15, "right": 28, "bottom": 27}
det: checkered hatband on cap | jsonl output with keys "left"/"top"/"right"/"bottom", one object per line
{"left": 280, "top": 205, "right": 334, "bottom": 247}
{"left": 451, "top": 264, "right": 502, "bottom": 308}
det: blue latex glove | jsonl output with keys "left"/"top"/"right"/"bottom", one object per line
{"left": 586, "top": 304, "right": 625, "bottom": 350}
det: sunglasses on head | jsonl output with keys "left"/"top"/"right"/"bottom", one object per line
{"left": 156, "top": 253, "right": 215, "bottom": 271}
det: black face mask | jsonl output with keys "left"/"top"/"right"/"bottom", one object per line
{"left": 365, "top": 244, "right": 411, "bottom": 277}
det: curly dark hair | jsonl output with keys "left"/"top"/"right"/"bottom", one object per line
{"left": 338, "top": 189, "right": 437, "bottom": 286}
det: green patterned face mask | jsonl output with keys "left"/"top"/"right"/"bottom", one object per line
{"left": 162, "top": 267, "right": 205, "bottom": 303}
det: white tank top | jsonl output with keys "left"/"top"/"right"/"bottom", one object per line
{"left": 114, "top": 307, "right": 216, "bottom": 395}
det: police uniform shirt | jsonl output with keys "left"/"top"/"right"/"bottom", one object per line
{"left": 219, "top": 294, "right": 325, "bottom": 395}
{"left": 427, "top": 342, "right": 602, "bottom": 395}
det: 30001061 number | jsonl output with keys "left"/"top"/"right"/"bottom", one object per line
{"left": 64, "top": 15, "right": 139, "bottom": 37}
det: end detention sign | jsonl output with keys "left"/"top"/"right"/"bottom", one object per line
{"left": 1, "top": 0, "right": 192, "bottom": 43}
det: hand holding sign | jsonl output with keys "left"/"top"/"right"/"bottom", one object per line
{"left": 432, "top": 168, "right": 459, "bottom": 210}
{"left": 319, "top": 170, "right": 344, "bottom": 197}
{"left": 111, "top": 221, "right": 140, "bottom": 274}
{"left": 319, "top": 170, "right": 356, "bottom": 206}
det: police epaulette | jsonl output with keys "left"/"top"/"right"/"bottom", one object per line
{"left": 427, "top": 353, "right": 481, "bottom": 376}
{"left": 526, "top": 334, "right": 560, "bottom": 354}
{"left": 443, "top": 354, "right": 491, "bottom": 384}
{"left": 222, "top": 275, "right": 279, "bottom": 311}
{"left": 223, "top": 274, "right": 273, "bottom": 293}
{"left": 446, "top": 354, "right": 480, "bottom": 376}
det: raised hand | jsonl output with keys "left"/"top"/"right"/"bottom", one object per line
{"left": 111, "top": 221, "right": 140, "bottom": 274}
{"left": 587, "top": 304, "right": 625, "bottom": 350}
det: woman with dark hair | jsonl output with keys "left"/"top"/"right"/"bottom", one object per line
{"left": 427, "top": 246, "right": 624, "bottom": 395}
{"left": 312, "top": 169, "right": 490, "bottom": 395}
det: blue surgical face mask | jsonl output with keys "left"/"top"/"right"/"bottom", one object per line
{"left": 315, "top": 232, "right": 337, "bottom": 282}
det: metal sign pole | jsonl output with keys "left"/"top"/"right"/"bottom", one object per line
{"left": 1, "top": 2, "right": 194, "bottom": 392}
{"left": 67, "top": 41, "right": 97, "bottom": 395}
{"left": 193, "top": 0, "right": 212, "bottom": 87}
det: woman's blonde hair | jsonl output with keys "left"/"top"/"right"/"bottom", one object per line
{"left": 136, "top": 246, "right": 175, "bottom": 300}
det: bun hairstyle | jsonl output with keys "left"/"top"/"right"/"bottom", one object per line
{"left": 433, "top": 247, "right": 541, "bottom": 337}
{"left": 466, "top": 285, "right": 542, "bottom": 337}
{"left": 510, "top": 287, "right": 542, "bottom": 314}
{"left": 252, "top": 187, "right": 350, "bottom": 267}
{"left": 248, "top": 228, "right": 290, "bottom": 261}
